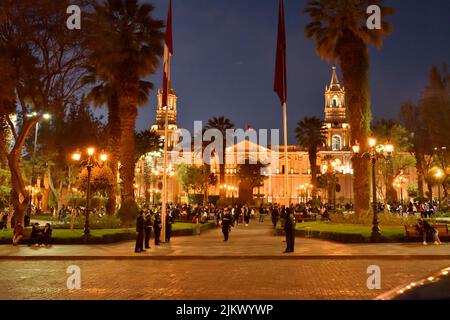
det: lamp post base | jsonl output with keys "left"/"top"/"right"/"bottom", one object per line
{"left": 370, "top": 228, "right": 383, "bottom": 243}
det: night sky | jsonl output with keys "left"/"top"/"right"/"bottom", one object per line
{"left": 132, "top": 0, "right": 450, "bottom": 144}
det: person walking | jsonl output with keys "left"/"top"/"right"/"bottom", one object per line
{"left": 153, "top": 212, "right": 162, "bottom": 246}
{"left": 134, "top": 211, "right": 146, "bottom": 253}
{"left": 283, "top": 207, "right": 296, "bottom": 253}
{"left": 221, "top": 208, "right": 233, "bottom": 242}
{"left": 244, "top": 206, "right": 251, "bottom": 227}
{"left": 144, "top": 213, "right": 153, "bottom": 249}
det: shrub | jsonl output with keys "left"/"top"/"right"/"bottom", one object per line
{"left": 117, "top": 198, "right": 139, "bottom": 227}
{"left": 329, "top": 212, "right": 417, "bottom": 226}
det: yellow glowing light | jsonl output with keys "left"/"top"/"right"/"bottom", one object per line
{"left": 72, "top": 151, "right": 81, "bottom": 161}
{"left": 87, "top": 148, "right": 95, "bottom": 156}
{"left": 100, "top": 153, "right": 108, "bottom": 162}
{"left": 385, "top": 144, "right": 394, "bottom": 153}
{"left": 369, "top": 138, "right": 377, "bottom": 148}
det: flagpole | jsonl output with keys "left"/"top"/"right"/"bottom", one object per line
{"left": 161, "top": 102, "right": 168, "bottom": 243}
{"left": 283, "top": 102, "right": 289, "bottom": 207}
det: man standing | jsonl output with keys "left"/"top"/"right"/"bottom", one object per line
{"left": 134, "top": 211, "right": 146, "bottom": 253}
{"left": 154, "top": 211, "right": 162, "bottom": 246}
{"left": 283, "top": 206, "right": 296, "bottom": 253}
{"left": 165, "top": 212, "right": 174, "bottom": 242}
{"left": 144, "top": 212, "right": 153, "bottom": 249}
{"left": 221, "top": 208, "right": 232, "bottom": 242}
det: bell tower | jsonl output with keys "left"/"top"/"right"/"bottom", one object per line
{"left": 323, "top": 67, "right": 350, "bottom": 151}
{"left": 151, "top": 88, "right": 178, "bottom": 147}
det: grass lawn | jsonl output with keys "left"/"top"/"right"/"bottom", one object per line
{"left": 0, "top": 222, "right": 215, "bottom": 244}
{"left": 296, "top": 221, "right": 405, "bottom": 239}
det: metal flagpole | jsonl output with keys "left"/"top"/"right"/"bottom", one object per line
{"left": 282, "top": 102, "right": 289, "bottom": 207}
{"left": 161, "top": 103, "right": 169, "bottom": 243}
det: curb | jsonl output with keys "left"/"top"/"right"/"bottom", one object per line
{"left": 1, "top": 255, "right": 450, "bottom": 261}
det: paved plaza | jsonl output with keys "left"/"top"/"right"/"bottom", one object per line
{"left": 0, "top": 222, "right": 449, "bottom": 300}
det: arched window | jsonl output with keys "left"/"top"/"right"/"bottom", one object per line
{"left": 332, "top": 95, "right": 339, "bottom": 108}
{"left": 332, "top": 135, "right": 342, "bottom": 151}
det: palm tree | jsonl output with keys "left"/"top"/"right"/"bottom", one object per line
{"left": 205, "top": 116, "right": 235, "bottom": 202}
{"left": 304, "top": 0, "right": 394, "bottom": 216}
{"left": 85, "top": 0, "right": 164, "bottom": 204}
{"left": 83, "top": 75, "right": 120, "bottom": 215}
{"left": 295, "top": 117, "right": 327, "bottom": 196}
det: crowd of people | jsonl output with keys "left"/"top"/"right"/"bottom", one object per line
{"left": 377, "top": 200, "right": 441, "bottom": 218}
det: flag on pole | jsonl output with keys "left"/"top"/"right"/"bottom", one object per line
{"left": 162, "top": 0, "right": 173, "bottom": 108}
{"left": 274, "top": 0, "right": 287, "bottom": 105}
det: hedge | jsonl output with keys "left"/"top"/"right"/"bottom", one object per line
{"left": 0, "top": 222, "right": 216, "bottom": 245}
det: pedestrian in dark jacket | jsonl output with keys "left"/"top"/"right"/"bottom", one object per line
{"left": 42, "top": 223, "right": 52, "bottom": 246}
{"left": 221, "top": 209, "right": 233, "bottom": 242}
{"left": 165, "top": 213, "right": 174, "bottom": 242}
{"left": 135, "top": 211, "right": 146, "bottom": 253}
{"left": 29, "top": 223, "right": 43, "bottom": 247}
{"left": 283, "top": 207, "right": 296, "bottom": 253}
{"left": 144, "top": 213, "right": 153, "bottom": 249}
{"left": 153, "top": 212, "right": 162, "bottom": 245}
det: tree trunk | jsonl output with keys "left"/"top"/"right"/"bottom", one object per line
{"left": 426, "top": 182, "right": 433, "bottom": 201}
{"left": 46, "top": 167, "right": 63, "bottom": 216}
{"left": 238, "top": 181, "right": 253, "bottom": 205}
{"left": 106, "top": 94, "right": 120, "bottom": 215}
{"left": 337, "top": 31, "right": 372, "bottom": 217}
{"left": 416, "top": 154, "right": 425, "bottom": 198}
{"left": 118, "top": 95, "right": 138, "bottom": 204}
{"left": 4, "top": 118, "right": 37, "bottom": 225}
{"left": 385, "top": 160, "right": 397, "bottom": 203}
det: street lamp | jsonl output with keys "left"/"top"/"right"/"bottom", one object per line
{"left": 352, "top": 138, "right": 394, "bottom": 242}
{"left": 393, "top": 172, "right": 407, "bottom": 206}
{"left": 26, "top": 112, "right": 51, "bottom": 213}
{"left": 71, "top": 148, "right": 108, "bottom": 241}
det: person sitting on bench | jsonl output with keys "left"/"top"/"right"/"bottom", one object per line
{"left": 416, "top": 219, "right": 441, "bottom": 245}
{"left": 41, "top": 223, "right": 52, "bottom": 246}
{"left": 12, "top": 223, "right": 24, "bottom": 246}
{"left": 29, "top": 223, "right": 43, "bottom": 247}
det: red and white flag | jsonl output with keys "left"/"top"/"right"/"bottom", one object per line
{"left": 274, "top": 0, "right": 287, "bottom": 105}
{"left": 162, "top": 0, "right": 173, "bottom": 108}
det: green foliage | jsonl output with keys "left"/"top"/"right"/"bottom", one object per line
{"left": 135, "top": 130, "right": 162, "bottom": 162}
{"left": 175, "top": 164, "right": 215, "bottom": 195}
{"left": 78, "top": 166, "right": 114, "bottom": 195}
{"left": 0, "top": 169, "right": 11, "bottom": 209}
{"left": 53, "top": 215, "right": 122, "bottom": 230}
{"left": 188, "top": 194, "right": 204, "bottom": 205}
{"left": 329, "top": 212, "right": 417, "bottom": 226}
{"left": 117, "top": 198, "right": 139, "bottom": 227}
{"left": 407, "top": 184, "right": 419, "bottom": 199}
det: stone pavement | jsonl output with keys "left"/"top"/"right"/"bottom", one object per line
{"left": 0, "top": 220, "right": 450, "bottom": 259}
{"left": 1, "top": 221, "right": 449, "bottom": 300}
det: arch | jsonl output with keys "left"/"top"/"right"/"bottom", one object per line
{"left": 332, "top": 135, "right": 342, "bottom": 151}
{"left": 332, "top": 95, "right": 339, "bottom": 108}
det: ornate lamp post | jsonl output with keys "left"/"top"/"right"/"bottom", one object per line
{"left": 393, "top": 172, "right": 407, "bottom": 206}
{"left": 71, "top": 148, "right": 108, "bottom": 241}
{"left": 352, "top": 138, "right": 394, "bottom": 242}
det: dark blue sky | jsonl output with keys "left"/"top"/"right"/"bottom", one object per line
{"left": 132, "top": 0, "right": 450, "bottom": 144}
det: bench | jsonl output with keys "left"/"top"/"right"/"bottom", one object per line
{"left": 405, "top": 224, "right": 450, "bottom": 242}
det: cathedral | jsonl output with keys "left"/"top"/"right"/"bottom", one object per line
{"left": 136, "top": 67, "right": 413, "bottom": 205}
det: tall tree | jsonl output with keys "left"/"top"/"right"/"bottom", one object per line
{"left": 135, "top": 130, "right": 163, "bottom": 162}
{"left": 372, "top": 119, "right": 415, "bottom": 203}
{"left": 295, "top": 117, "right": 327, "bottom": 196}
{"left": 304, "top": 0, "right": 394, "bottom": 216}
{"left": 84, "top": 0, "right": 164, "bottom": 205}
{"left": 0, "top": 0, "right": 87, "bottom": 224}
{"left": 205, "top": 116, "right": 235, "bottom": 203}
